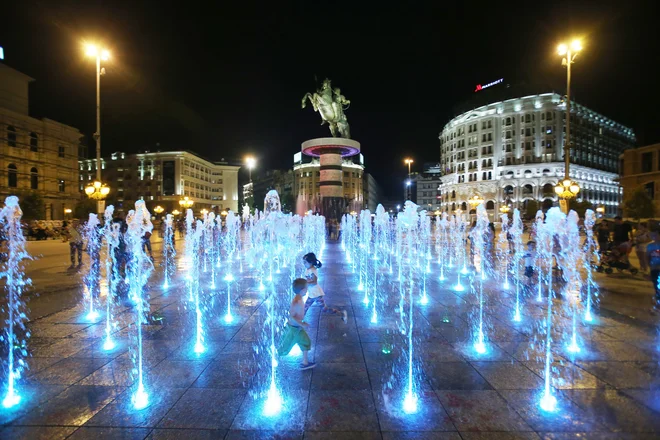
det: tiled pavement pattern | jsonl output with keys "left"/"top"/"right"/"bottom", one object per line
{"left": 1, "top": 241, "right": 659, "bottom": 439}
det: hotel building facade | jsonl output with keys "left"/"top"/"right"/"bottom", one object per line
{"left": 439, "top": 92, "right": 635, "bottom": 218}
{"left": 80, "top": 150, "right": 240, "bottom": 214}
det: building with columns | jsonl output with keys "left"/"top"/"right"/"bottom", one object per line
{"left": 439, "top": 92, "right": 635, "bottom": 218}
{"left": 293, "top": 150, "right": 365, "bottom": 214}
{"left": 1, "top": 63, "right": 85, "bottom": 220}
{"left": 80, "top": 150, "right": 240, "bottom": 214}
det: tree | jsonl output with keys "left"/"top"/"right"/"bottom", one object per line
{"left": 623, "top": 186, "right": 656, "bottom": 220}
{"left": 74, "top": 199, "right": 96, "bottom": 219}
{"left": 568, "top": 199, "right": 593, "bottom": 218}
{"left": 15, "top": 191, "right": 45, "bottom": 221}
{"left": 525, "top": 200, "right": 539, "bottom": 219}
{"left": 280, "top": 193, "right": 294, "bottom": 214}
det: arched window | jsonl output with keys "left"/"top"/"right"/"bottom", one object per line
{"left": 451, "top": 190, "right": 456, "bottom": 199}
{"left": 542, "top": 183, "right": 554, "bottom": 196}
{"left": 461, "top": 202, "right": 467, "bottom": 210}
{"left": 486, "top": 200, "right": 495, "bottom": 210}
{"left": 7, "top": 126, "right": 17, "bottom": 147}
{"left": 29, "top": 132, "right": 38, "bottom": 152}
{"left": 504, "top": 185, "right": 514, "bottom": 196}
{"left": 542, "top": 168, "right": 551, "bottom": 176}
{"left": 8, "top": 164, "right": 17, "bottom": 187}
{"left": 30, "top": 167, "right": 38, "bottom": 189}
{"left": 523, "top": 184, "right": 533, "bottom": 195}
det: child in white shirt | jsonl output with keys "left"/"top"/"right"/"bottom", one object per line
{"left": 302, "top": 252, "right": 347, "bottom": 323}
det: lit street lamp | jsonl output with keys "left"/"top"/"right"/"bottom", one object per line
{"left": 200, "top": 209, "right": 209, "bottom": 216}
{"left": 179, "top": 196, "right": 194, "bottom": 210}
{"left": 245, "top": 156, "right": 256, "bottom": 182}
{"left": 85, "top": 42, "right": 110, "bottom": 213}
{"left": 468, "top": 195, "right": 484, "bottom": 208}
{"left": 555, "top": 39, "right": 583, "bottom": 210}
{"left": 499, "top": 204, "right": 511, "bottom": 214}
{"left": 404, "top": 158, "right": 414, "bottom": 200}
{"left": 153, "top": 206, "right": 164, "bottom": 218}
{"left": 84, "top": 180, "right": 110, "bottom": 203}
{"left": 171, "top": 209, "right": 181, "bottom": 216}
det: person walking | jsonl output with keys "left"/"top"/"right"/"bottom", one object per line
{"left": 634, "top": 222, "right": 651, "bottom": 273}
{"left": 68, "top": 219, "right": 83, "bottom": 269}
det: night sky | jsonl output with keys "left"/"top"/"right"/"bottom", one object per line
{"left": 2, "top": 0, "right": 658, "bottom": 198}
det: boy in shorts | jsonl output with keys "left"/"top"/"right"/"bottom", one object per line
{"left": 277, "top": 278, "right": 316, "bottom": 370}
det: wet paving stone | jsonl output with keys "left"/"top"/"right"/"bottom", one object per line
{"left": 28, "top": 357, "right": 111, "bottom": 385}
{"left": 13, "top": 384, "right": 124, "bottom": 426}
{"left": 146, "top": 428, "right": 227, "bottom": 439}
{"left": 471, "top": 361, "right": 544, "bottom": 390}
{"left": 231, "top": 389, "right": 308, "bottom": 431}
{"left": 311, "top": 362, "right": 370, "bottom": 390}
{"left": 0, "top": 426, "right": 78, "bottom": 440}
{"left": 84, "top": 386, "right": 186, "bottom": 428}
{"left": 158, "top": 388, "right": 245, "bottom": 429}
{"left": 66, "top": 426, "right": 151, "bottom": 440}
{"left": 564, "top": 389, "right": 660, "bottom": 432}
{"left": 424, "top": 361, "right": 494, "bottom": 391}
{"left": 374, "top": 389, "right": 455, "bottom": 431}
{"left": 437, "top": 390, "right": 532, "bottom": 432}
{"left": 575, "top": 361, "right": 660, "bottom": 389}
{"left": 305, "top": 390, "right": 379, "bottom": 431}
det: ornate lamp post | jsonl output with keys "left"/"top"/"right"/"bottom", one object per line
{"left": 85, "top": 43, "right": 110, "bottom": 214}
{"left": 200, "top": 208, "right": 209, "bottom": 216}
{"left": 153, "top": 205, "right": 164, "bottom": 217}
{"left": 555, "top": 39, "right": 583, "bottom": 212}
{"left": 499, "top": 204, "right": 511, "bottom": 214}
{"left": 179, "top": 196, "right": 194, "bottom": 211}
{"left": 404, "top": 158, "right": 414, "bottom": 200}
{"left": 171, "top": 209, "right": 181, "bottom": 216}
{"left": 84, "top": 181, "right": 110, "bottom": 211}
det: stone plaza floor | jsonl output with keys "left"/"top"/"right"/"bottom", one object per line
{"left": 1, "top": 240, "right": 660, "bottom": 439}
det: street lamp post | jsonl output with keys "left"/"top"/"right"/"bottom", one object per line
{"left": 245, "top": 156, "right": 256, "bottom": 182}
{"left": 85, "top": 43, "right": 110, "bottom": 214}
{"left": 179, "top": 196, "right": 194, "bottom": 211}
{"left": 404, "top": 158, "right": 413, "bottom": 200}
{"left": 555, "top": 39, "right": 583, "bottom": 211}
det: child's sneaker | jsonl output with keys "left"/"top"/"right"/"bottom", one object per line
{"left": 342, "top": 310, "right": 348, "bottom": 323}
{"left": 300, "top": 362, "right": 317, "bottom": 370}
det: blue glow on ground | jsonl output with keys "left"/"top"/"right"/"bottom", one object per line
{"left": 194, "top": 341, "right": 206, "bottom": 354}
{"left": 86, "top": 310, "right": 100, "bottom": 322}
{"left": 362, "top": 295, "right": 369, "bottom": 305}
{"left": 474, "top": 341, "right": 487, "bottom": 354}
{"left": 224, "top": 313, "right": 234, "bottom": 324}
{"left": 258, "top": 282, "right": 265, "bottom": 291}
{"left": 102, "top": 338, "right": 116, "bottom": 351}
{"left": 224, "top": 273, "right": 235, "bottom": 282}
{"left": 567, "top": 340, "right": 581, "bottom": 353}
{"left": 209, "top": 283, "right": 216, "bottom": 289}
{"left": 2, "top": 385, "right": 20, "bottom": 409}
{"left": 539, "top": 392, "right": 558, "bottom": 412}
{"left": 263, "top": 380, "right": 283, "bottom": 416}
{"left": 370, "top": 311, "right": 378, "bottom": 324}
{"left": 584, "top": 310, "right": 593, "bottom": 322}
{"left": 439, "top": 274, "right": 446, "bottom": 281}
{"left": 420, "top": 294, "right": 429, "bottom": 305}
{"left": 453, "top": 283, "right": 464, "bottom": 292}
{"left": 503, "top": 281, "right": 510, "bottom": 290}
{"left": 162, "top": 281, "right": 169, "bottom": 289}
{"left": 132, "top": 385, "right": 149, "bottom": 410}
{"left": 513, "top": 311, "right": 522, "bottom": 322}
{"left": 460, "top": 266, "right": 469, "bottom": 275}
{"left": 403, "top": 390, "right": 418, "bottom": 414}
{"left": 357, "top": 282, "right": 364, "bottom": 291}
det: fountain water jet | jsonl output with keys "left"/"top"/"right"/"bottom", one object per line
{"left": 1, "top": 196, "right": 31, "bottom": 409}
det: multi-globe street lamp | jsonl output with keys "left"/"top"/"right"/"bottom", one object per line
{"left": 84, "top": 180, "right": 110, "bottom": 203}
{"left": 555, "top": 39, "right": 583, "bottom": 209}
{"left": 179, "top": 196, "right": 194, "bottom": 210}
{"left": 85, "top": 43, "right": 110, "bottom": 213}
{"left": 404, "top": 158, "right": 413, "bottom": 200}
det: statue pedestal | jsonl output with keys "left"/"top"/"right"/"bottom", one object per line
{"left": 301, "top": 138, "right": 361, "bottom": 220}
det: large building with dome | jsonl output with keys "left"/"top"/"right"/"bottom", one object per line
{"left": 438, "top": 90, "right": 635, "bottom": 218}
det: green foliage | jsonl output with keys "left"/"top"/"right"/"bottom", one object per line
{"left": 74, "top": 198, "right": 96, "bottom": 219}
{"left": 568, "top": 199, "right": 593, "bottom": 218}
{"left": 280, "top": 193, "right": 295, "bottom": 213}
{"left": 14, "top": 191, "right": 45, "bottom": 221}
{"left": 623, "top": 186, "right": 656, "bottom": 220}
{"left": 525, "top": 200, "right": 539, "bottom": 219}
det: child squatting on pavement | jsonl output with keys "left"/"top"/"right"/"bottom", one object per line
{"left": 277, "top": 278, "right": 316, "bottom": 370}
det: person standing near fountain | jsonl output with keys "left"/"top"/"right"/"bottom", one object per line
{"left": 302, "top": 252, "right": 348, "bottom": 322}
{"left": 278, "top": 278, "right": 316, "bottom": 370}
{"left": 645, "top": 230, "right": 660, "bottom": 314}
{"left": 68, "top": 219, "right": 83, "bottom": 269}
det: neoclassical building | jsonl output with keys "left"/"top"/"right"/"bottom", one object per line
{"left": 439, "top": 92, "right": 635, "bottom": 218}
